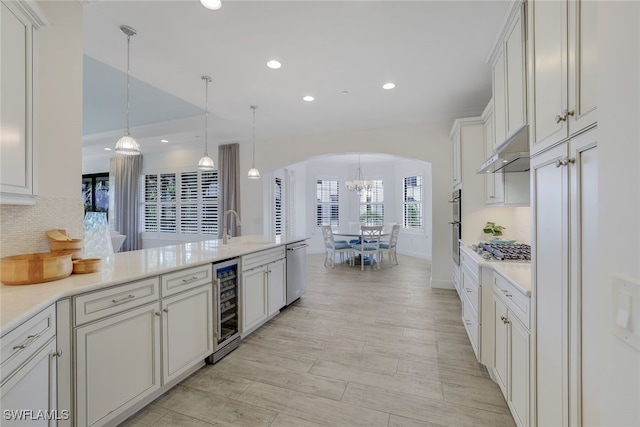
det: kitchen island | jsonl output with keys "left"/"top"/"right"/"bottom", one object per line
{"left": 0, "top": 235, "right": 307, "bottom": 427}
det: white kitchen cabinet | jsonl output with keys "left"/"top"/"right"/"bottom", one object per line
{"left": 0, "top": 338, "right": 59, "bottom": 426}
{"left": 267, "top": 258, "right": 286, "bottom": 317}
{"left": 492, "top": 273, "right": 531, "bottom": 427}
{"left": 75, "top": 302, "right": 162, "bottom": 427}
{"left": 531, "top": 128, "right": 597, "bottom": 427}
{"left": 459, "top": 249, "right": 482, "bottom": 361}
{"left": 528, "top": 0, "right": 597, "bottom": 155}
{"left": 161, "top": 285, "right": 213, "bottom": 384}
{"left": 489, "top": 1, "right": 527, "bottom": 149}
{"left": 0, "top": 1, "right": 47, "bottom": 204}
{"left": 482, "top": 100, "right": 504, "bottom": 205}
{"left": 241, "top": 266, "right": 268, "bottom": 335}
{"left": 451, "top": 127, "right": 461, "bottom": 188}
{"left": 0, "top": 305, "right": 60, "bottom": 426}
{"left": 241, "top": 247, "right": 286, "bottom": 337}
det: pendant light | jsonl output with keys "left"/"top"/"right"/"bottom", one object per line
{"left": 114, "top": 25, "right": 141, "bottom": 155}
{"left": 200, "top": 0, "right": 222, "bottom": 10}
{"left": 247, "top": 105, "right": 260, "bottom": 179}
{"left": 197, "top": 76, "right": 215, "bottom": 171}
{"left": 345, "top": 154, "right": 373, "bottom": 196}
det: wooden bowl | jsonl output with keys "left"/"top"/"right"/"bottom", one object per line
{"left": 72, "top": 258, "right": 101, "bottom": 274}
{"left": 1, "top": 252, "right": 73, "bottom": 285}
{"left": 49, "top": 239, "right": 83, "bottom": 260}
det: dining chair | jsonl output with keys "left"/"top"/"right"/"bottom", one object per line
{"left": 351, "top": 225, "right": 383, "bottom": 271}
{"left": 321, "top": 225, "right": 353, "bottom": 268}
{"left": 379, "top": 224, "right": 400, "bottom": 265}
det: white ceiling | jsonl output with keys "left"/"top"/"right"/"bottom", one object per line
{"left": 82, "top": 0, "right": 509, "bottom": 158}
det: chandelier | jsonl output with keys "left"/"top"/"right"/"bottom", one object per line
{"left": 345, "top": 154, "right": 373, "bottom": 195}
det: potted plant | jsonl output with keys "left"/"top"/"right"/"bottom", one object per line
{"left": 483, "top": 221, "right": 505, "bottom": 236}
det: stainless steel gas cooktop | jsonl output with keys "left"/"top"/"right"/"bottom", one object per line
{"left": 471, "top": 242, "right": 531, "bottom": 261}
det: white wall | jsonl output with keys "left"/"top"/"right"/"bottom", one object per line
{"left": 595, "top": 2, "right": 640, "bottom": 425}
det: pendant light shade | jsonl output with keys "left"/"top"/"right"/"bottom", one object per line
{"left": 200, "top": 0, "right": 222, "bottom": 10}
{"left": 198, "top": 76, "right": 215, "bottom": 171}
{"left": 115, "top": 25, "right": 141, "bottom": 155}
{"left": 248, "top": 105, "right": 260, "bottom": 179}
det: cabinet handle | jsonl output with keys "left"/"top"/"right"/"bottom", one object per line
{"left": 465, "top": 289, "right": 472, "bottom": 293}
{"left": 554, "top": 109, "right": 575, "bottom": 124}
{"left": 555, "top": 159, "right": 564, "bottom": 168}
{"left": 465, "top": 320, "right": 471, "bottom": 326}
{"left": 12, "top": 333, "right": 40, "bottom": 350}
{"left": 182, "top": 276, "right": 199, "bottom": 283}
{"left": 505, "top": 293, "right": 513, "bottom": 298}
{"left": 51, "top": 350, "right": 62, "bottom": 358}
{"left": 163, "top": 308, "right": 169, "bottom": 313}
{"left": 112, "top": 294, "right": 135, "bottom": 304}
{"left": 566, "top": 157, "right": 576, "bottom": 165}
{"left": 500, "top": 315, "right": 507, "bottom": 322}
{"left": 155, "top": 312, "right": 161, "bottom": 316}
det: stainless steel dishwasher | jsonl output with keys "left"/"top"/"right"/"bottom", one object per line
{"left": 286, "top": 241, "right": 308, "bottom": 305}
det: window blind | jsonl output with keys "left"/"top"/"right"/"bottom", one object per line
{"left": 316, "top": 179, "right": 339, "bottom": 226}
{"left": 403, "top": 175, "right": 423, "bottom": 229}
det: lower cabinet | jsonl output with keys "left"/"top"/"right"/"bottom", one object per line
{"left": 75, "top": 303, "right": 162, "bottom": 427}
{"left": 161, "top": 285, "right": 213, "bottom": 384}
{"left": 73, "top": 273, "right": 213, "bottom": 427}
{"left": 241, "top": 248, "right": 287, "bottom": 337}
{"left": 0, "top": 338, "right": 59, "bottom": 426}
{"left": 492, "top": 277, "right": 531, "bottom": 427}
{"left": 241, "top": 267, "right": 268, "bottom": 335}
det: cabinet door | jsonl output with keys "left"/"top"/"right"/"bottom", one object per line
{"left": 510, "top": 314, "right": 530, "bottom": 427}
{"left": 568, "top": 0, "right": 597, "bottom": 134}
{"left": 529, "top": 0, "right": 569, "bottom": 154}
{"left": 162, "top": 285, "right": 213, "bottom": 383}
{"left": 493, "top": 50, "right": 507, "bottom": 148}
{"left": 0, "top": 2, "right": 35, "bottom": 201}
{"left": 531, "top": 143, "right": 569, "bottom": 427}
{"left": 493, "top": 296, "right": 509, "bottom": 395}
{"left": 241, "top": 268, "right": 268, "bottom": 335}
{"left": 505, "top": 4, "right": 527, "bottom": 137}
{"left": 0, "top": 338, "right": 58, "bottom": 426}
{"left": 267, "top": 259, "right": 286, "bottom": 317}
{"left": 452, "top": 131, "right": 461, "bottom": 187}
{"left": 75, "top": 303, "right": 161, "bottom": 427}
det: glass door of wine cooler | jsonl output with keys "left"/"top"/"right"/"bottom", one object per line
{"left": 208, "top": 258, "right": 241, "bottom": 363}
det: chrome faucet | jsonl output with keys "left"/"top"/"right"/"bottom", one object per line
{"left": 222, "top": 210, "right": 242, "bottom": 244}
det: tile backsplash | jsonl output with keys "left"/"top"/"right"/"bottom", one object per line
{"left": 0, "top": 196, "right": 84, "bottom": 257}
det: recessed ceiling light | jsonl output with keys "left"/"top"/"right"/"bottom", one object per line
{"left": 104, "top": 147, "right": 112, "bottom": 151}
{"left": 341, "top": 90, "right": 350, "bottom": 95}
{"left": 266, "top": 60, "right": 282, "bottom": 69}
{"left": 303, "top": 95, "right": 315, "bottom": 102}
{"left": 161, "top": 139, "right": 169, "bottom": 143}
{"left": 382, "top": 82, "right": 396, "bottom": 90}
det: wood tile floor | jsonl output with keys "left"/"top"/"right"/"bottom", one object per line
{"left": 121, "top": 254, "right": 515, "bottom": 427}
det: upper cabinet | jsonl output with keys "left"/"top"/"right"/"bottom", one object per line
{"left": 0, "top": 1, "right": 48, "bottom": 205}
{"left": 489, "top": 0, "right": 528, "bottom": 150}
{"left": 528, "top": 0, "right": 597, "bottom": 155}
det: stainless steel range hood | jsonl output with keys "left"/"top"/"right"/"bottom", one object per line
{"left": 477, "top": 125, "right": 530, "bottom": 174}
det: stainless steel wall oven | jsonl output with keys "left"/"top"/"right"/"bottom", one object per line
{"left": 449, "top": 189, "right": 462, "bottom": 265}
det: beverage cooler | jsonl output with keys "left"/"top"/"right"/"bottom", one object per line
{"left": 207, "top": 258, "right": 241, "bottom": 364}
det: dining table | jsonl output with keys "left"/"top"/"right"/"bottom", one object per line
{"left": 331, "top": 230, "right": 389, "bottom": 266}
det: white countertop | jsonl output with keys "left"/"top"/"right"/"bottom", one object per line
{"left": 0, "top": 235, "right": 307, "bottom": 336}
{"left": 460, "top": 241, "right": 531, "bottom": 296}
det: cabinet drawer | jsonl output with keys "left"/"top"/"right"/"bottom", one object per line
{"left": 460, "top": 250, "right": 479, "bottom": 282}
{"left": 161, "top": 264, "right": 213, "bottom": 297}
{"left": 494, "top": 273, "right": 530, "bottom": 329}
{"left": 242, "top": 247, "right": 285, "bottom": 271}
{"left": 1, "top": 305, "right": 56, "bottom": 383}
{"left": 74, "top": 278, "right": 160, "bottom": 326}
{"left": 461, "top": 264, "right": 480, "bottom": 314}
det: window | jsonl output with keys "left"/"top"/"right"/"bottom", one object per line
{"left": 359, "top": 179, "right": 384, "bottom": 225}
{"left": 403, "top": 175, "right": 423, "bottom": 229}
{"left": 275, "top": 177, "right": 283, "bottom": 236}
{"left": 82, "top": 173, "right": 109, "bottom": 217}
{"left": 143, "top": 170, "right": 219, "bottom": 235}
{"left": 316, "top": 179, "right": 339, "bottom": 226}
